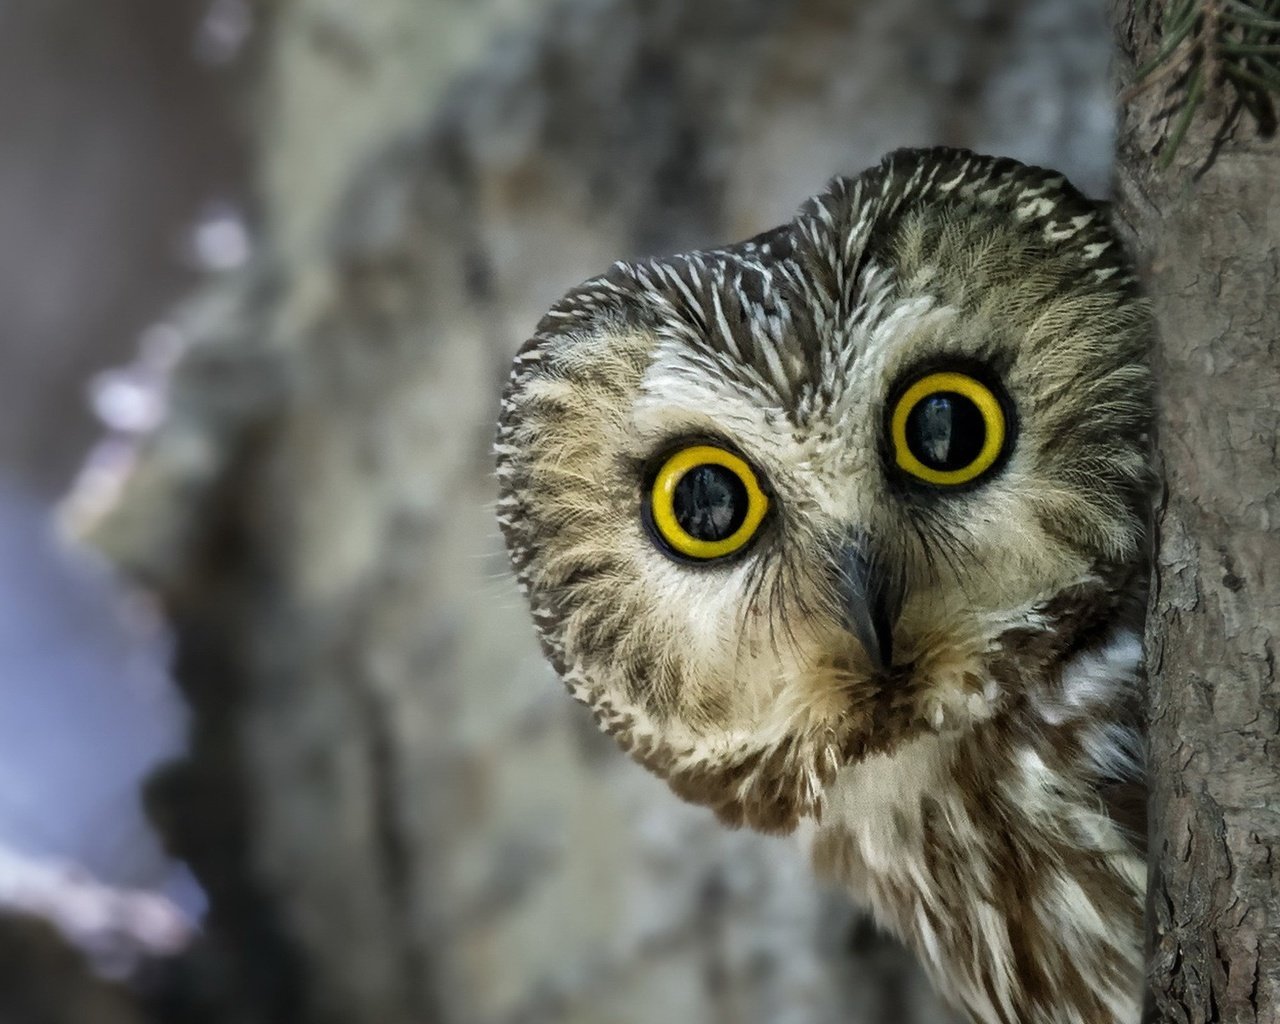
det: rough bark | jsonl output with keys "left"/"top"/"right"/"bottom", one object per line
{"left": 65, "top": 2, "right": 1118, "bottom": 1022}
{"left": 1112, "top": 5, "right": 1280, "bottom": 1022}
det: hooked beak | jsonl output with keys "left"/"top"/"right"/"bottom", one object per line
{"left": 833, "top": 534, "right": 900, "bottom": 673}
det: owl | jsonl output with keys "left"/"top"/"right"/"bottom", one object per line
{"left": 495, "top": 148, "right": 1153, "bottom": 1024}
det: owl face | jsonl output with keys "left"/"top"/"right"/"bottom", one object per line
{"left": 497, "top": 149, "right": 1152, "bottom": 833}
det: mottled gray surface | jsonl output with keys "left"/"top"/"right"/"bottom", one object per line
{"left": 60, "top": 1, "right": 1119, "bottom": 1022}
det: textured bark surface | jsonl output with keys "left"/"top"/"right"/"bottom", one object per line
{"left": 1112, "top": 5, "right": 1280, "bottom": 1022}
{"left": 66, "top": 1, "right": 1118, "bottom": 1022}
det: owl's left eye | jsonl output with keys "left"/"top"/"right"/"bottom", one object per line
{"left": 889, "top": 370, "right": 1009, "bottom": 487}
{"left": 646, "top": 445, "right": 769, "bottom": 561}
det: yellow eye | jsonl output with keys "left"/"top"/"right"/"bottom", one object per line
{"left": 889, "top": 371, "right": 1008, "bottom": 486}
{"left": 647, "top": 445, "right": 769, "bottom": 561}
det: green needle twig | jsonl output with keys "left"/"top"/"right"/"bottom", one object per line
{"left": 1159, "top": 64, "right": 1207, "bottom": 167}
{"left": 1128, "top": 0, "right": 1280, "bottom": 167}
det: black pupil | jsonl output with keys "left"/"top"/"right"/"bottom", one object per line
{"left": 673, "top": 464, "right": 748, "bottom": 542}
{"left": 905, "top": 392, "right": 986, "bottom": 471}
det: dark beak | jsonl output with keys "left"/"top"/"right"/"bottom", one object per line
{"left": 833, "top": 534, "right": 899, "bottom": 673}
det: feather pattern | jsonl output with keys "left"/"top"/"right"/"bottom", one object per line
{"left": 496, "top": 148, "right": 1154, "bottom": 1024}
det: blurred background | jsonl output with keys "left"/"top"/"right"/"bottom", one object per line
{"left": 0, "top": 1, "right": 1117, "bottom": 1021}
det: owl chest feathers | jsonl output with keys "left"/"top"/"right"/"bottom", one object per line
{"left": 810, "top": 627, "right": 1148, "bottom": 1024}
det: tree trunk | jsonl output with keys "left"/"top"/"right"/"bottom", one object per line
{"left": 66, "top": 1, "right": 1119, "bottom": 1022}
{"left": 1112, "top": 4, "right": 1280, "bottom": 1022}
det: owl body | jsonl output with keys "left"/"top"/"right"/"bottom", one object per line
{"left": 815, "top": 624, "right": 1146, "bottom": 1022}
{"left": 497, "top": 149, "right": 1153, "bottom": 1024}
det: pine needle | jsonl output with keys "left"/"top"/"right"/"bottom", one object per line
{"left": 1127, "top": 0, "right": 1280, "bottom": 164}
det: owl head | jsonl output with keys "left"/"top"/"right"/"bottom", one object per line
{"left": 496, "top": 149, "right": 1153, "bottom": 833}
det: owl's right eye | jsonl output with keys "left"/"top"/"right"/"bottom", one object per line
{"left": 645, "top": 445, "right": 769, "bottom": 561}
